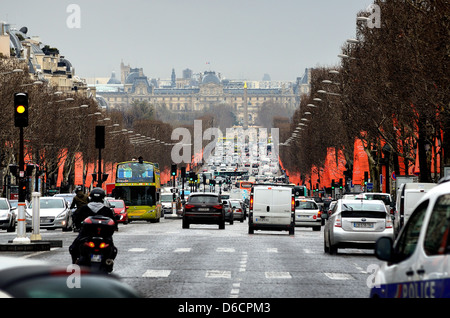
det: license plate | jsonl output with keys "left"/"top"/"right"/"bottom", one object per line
{"left": 353, "top": 222, "right": 374, "bottom": 228}
{"left": 256, "top": 218, "right": 269, "bottom": 222}
{"left": 91, "top": 254, "right": 102, "bottom": 262}
{"left": 198, "top": 208, "right": 209, "bottom": 211}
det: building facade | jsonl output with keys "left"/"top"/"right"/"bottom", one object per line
{"left": 97, "top": 62, "right": 310, "bottom": 125}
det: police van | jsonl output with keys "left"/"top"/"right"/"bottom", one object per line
{"left": 370, "top": 177, "right": 450, "bottom": 298}
{"left": 248, "top": 184, "right": 295, "bottom": 235}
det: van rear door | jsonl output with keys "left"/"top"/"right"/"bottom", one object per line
{"left": 253, "top": 186, "right": 291, "bottom": 225}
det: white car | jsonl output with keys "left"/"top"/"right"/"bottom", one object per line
{"left": 294, "top": 199, "right": 321, "bottom": 231}
{"left": 324, "top": 199, "right": 394, "bottom": 254}
{"left": 371, "top": 178, "right": 450, "bottom": 298}
{"left": 27, "top": 197, "right": 72, "bottom": 231}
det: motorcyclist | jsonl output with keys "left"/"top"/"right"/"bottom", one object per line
{"left": 70, "top": 186, "right": 89, "bottom": 231}
{"left": 69, "top": 187, "right": 117, "bottom": 265}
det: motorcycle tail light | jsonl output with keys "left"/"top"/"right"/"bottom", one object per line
{"left": 99, "top": 242, "right": 109, "bottom": 249}
{"left": 85, "top": 241, "right": 95, "bottom": 248}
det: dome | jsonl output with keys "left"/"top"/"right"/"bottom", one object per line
{"left": 202, "top": 71, "right": 220, "bottom": 85}
{"left": 107, "top": 71, "right": 121, "bottom": 84}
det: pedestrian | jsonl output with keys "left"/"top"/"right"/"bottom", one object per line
{"left": 71, "top": 186, "right": 89, "bottom": 231}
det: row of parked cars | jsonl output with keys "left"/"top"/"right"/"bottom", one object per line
{"left": 0, "top": 194, "right": 129, "bottom": 233}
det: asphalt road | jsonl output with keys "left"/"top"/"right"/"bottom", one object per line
{"left": 0, "top": 215, "right": 383, "bottom": 300}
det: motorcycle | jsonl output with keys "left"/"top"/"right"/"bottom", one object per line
{"left": 77, "top": 215, "right": 117, "bottom": 273}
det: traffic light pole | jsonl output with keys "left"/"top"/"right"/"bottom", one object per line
{"left": 13, "top": 126, "right": 30, "bottom": 244}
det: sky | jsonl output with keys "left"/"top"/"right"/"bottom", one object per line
{"left": 1, "top": 0, "right": 373, "bottom": 81}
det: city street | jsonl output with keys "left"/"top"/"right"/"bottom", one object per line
{"left": 0, "top": 216, "right": 381, "bottom": 299}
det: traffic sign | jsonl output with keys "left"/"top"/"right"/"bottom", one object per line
{"left": 367, "top": 182, "right": 373, "bottom": 191}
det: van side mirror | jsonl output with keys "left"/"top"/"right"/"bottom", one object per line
{"left": 374, "top": 237, "right": 394, "bottom": 262}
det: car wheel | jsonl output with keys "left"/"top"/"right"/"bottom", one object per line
{"left": 7, "top": 221, "right": 15, "bottom": 233}
{"left": 313, "top": 226, "right": 321, "bottom": 231}
{"left": 182, "top": 218, "right": 189, "bottom": 229}
{"left": 248, "top": 225, "right": 254, "bottom": 234}
{"left": 219, "top": 221, "right": 225, "bottom": 230}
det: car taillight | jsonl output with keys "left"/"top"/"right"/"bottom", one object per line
{"left": 385, "top": 214, "right": 393, "bottom": 228}
{"left": 85, "top": 241, "right": 95, "bottom": 248}
{"left": 291, "top": 196, "right": 295, "bottom": 212}
{"left": 213, "top": 205, "right": 223, "bottom": 210}
{"left": 335, "top": 217, "right": 341, "bottom": 227}
{"left": 185, "top": 204, "right": 194, "bottom": 209}
{"left": 249, "top": 196, "right": 253, "bottom": 210}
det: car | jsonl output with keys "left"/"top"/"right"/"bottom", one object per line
{"left": 222, "top": 199, "right": 234, "bottom": 224}
{"left": 161, "top": 193, "right": 175, "bottom": 216}
{"left": 230, "top": 199, "right": 246, "bottom": 222}
{"left": 27, "top": 197, "right": 73, "bottom": 231}
{"left": 294, "top": 199, "right": 321, "bottom": 231}
{"left": 371, "top": 178, "right": 450, "bottom": 298}
{"left": 362, "top": 192, "right": 394, "bottom": 218}
{"left": 394, "top": 182, "right": 436, "bottom": 236}
{"left": 54, "top": 193, "right": 75, "bottom": 205}
{"left": 0, "top": 256, "right": 140, "bottom": 298}
{"left": 182, "top": 192, "right": 225, "bottom": 229}
{"left": 105, "top": 198, "right": 128, "bottom": 224}
{"left": 323, "top": 198, "right": 394, "bottom": 254}
{"left": 0, "top": 198, "right": 16, "bottom": 232}
{"left": 248, "top": 184, "right": 295, "bottom": 235}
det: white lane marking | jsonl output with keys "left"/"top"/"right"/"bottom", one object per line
{"left": 265, "top": 272, "right": 291, "bottom": 279}
{"left": 142, "top": 270, "right": 171, "bottom": 277}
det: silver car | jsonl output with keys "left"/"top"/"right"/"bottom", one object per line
{"left": 0, "top": 198, "right": 16, "bottom": 232}
{"left": 324, "top": 199, "right": 394, "bottom": 254}
{"left": 295, "top": 199, "right": 321, "bottom": 231}
{"left": 27, "top": 197, "right": 72, "bottom": 231}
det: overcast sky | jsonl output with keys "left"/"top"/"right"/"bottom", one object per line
{"left": 2, "top": 0, "right": 373, "bottom": 81}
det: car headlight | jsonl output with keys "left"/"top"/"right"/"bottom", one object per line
{"left": 0, "top": 212, "right": 9, "bottom": 219}
{"left": 56, "top": 210, "right": 67, "bottom": 219}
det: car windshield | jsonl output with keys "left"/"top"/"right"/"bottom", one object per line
{"left": 341, "top": 201, "right": 385, "bottom": 212}
{"left": 189, "top": 195, "right": 219, "bottom": 204}
{"left": 230, "top": 201, "right": 241, "bottom": 208}
{"left": 38, "top": 199, "right": 65, "bottom": 209}
{"left": 363, "top": 194, "right": 390, "bottom": 205}
{"left": 110, "top": 201, "right": 125, "bottom": 208}
{"left": 296, "top": 201, "right": 317, "bottom": 210}
{"left": 0, "top": 200, "right": 9, "bottom": 209}
{"left": 161, "top": 194, "right": 173, "bottom": 202}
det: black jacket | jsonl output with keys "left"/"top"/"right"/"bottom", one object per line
{"left": 73, "top": 202, "right": 117, "bottom": 228}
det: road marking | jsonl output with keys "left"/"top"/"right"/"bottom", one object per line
{"left": 142, "top": 270, "right": 171, "bottom": 278}
{"left": 216, "top": 247, "right": 235, "bottom": 253}
{"left": 174, "top": 248, "right": 191, "bottom": 252}
{"left": 128, "top": 248, "right": 147, "bottom": 252}
{"left": 206, "top": 270, "right": 231, "bottom": 279}
{"left": 267, "top": 248, "right": 278, "bottom": 253}
{"left": 324, "top": 273, "right": 354, "bottom": 280}
{"left": 265, "top": 272, "right": 291, "bottom": 279}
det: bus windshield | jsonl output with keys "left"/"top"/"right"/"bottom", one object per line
{"left": 116, "top": 162, "right": 154, "bottom": 183}
{"left": 115, "top": 186, "right": 156, "bottom": 206}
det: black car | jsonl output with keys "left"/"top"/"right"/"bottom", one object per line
{"left": 182, "top": 192, "right": 225, "bottom": 229}
{"left": 0, "top": 256, "right": 140, "bottom": 298}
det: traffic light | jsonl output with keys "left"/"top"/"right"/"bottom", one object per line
{"left": 14, "top": 92, "right": 29, "bottom": 127}
{"left": 95, "top": 125, "right": 105, "bottom": 149}
{"left": 339, "top": 178, "right": 343, "bottom": 189}
{"left": 180, "top": 167, "right": 186, "bottom": 179}
{"left": 171, "top": 164, "right": 177, "bottom": 177}
{"left": 331, "top": 179, "right": 335, "bottom": 189}
{"left": 364, "top": 171, "right": 369, "bottom": 185}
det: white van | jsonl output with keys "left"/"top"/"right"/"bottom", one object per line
{"left": 394, "top": 182, "right": 436, "bottom": 235}
{"left": 248, "top": 184, "right": 294, "bottom": 235}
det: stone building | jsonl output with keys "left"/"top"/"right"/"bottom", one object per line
{"left": 97, "top": 62, "right": 308, "bottom": 125}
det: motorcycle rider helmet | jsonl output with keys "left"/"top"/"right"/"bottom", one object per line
{"left": 89, "top": 187, "right": 106, "bottom": 202}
